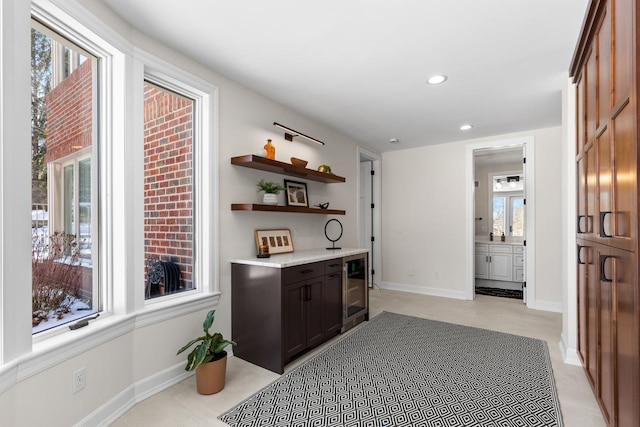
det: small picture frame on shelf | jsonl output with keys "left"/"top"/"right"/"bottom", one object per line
{"left": 255, "top": 229, "right": 294, "bottom": 254}
{"left": 284, "top": 180, "right": 308, "bottom": 207}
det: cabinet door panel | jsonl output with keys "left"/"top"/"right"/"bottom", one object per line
{"left": 577, "top": 156, "right": 587, "bottom": 235}
{"left": 612, "top": 103, "right": 636, "bottom": 250}
{"left": 598, "top": 249, "right": 614, "bottom": 424}
{"left": 577, "top": 241, "right": 589, "bottom": 367}
{"left": 306, "top": 278, "right": 325, "bottom": 348}
{"left": 586, "top": 144, "right": 597, "bottom": 240}
{"left": 612, "top": 247, "right": 639, "bottom": 427}
{"left": 585, "top": 48, "right": 597, "bottom": 144}
{"left": 597, "top": 6, "right": 611, "bottom": 129}
{"left": 586, "top": 244, "right": 599, "bottom": 388}
{"left": 475, "top": 253, "right": 489, "bottom": 279}
{"left": 283, "top": 283, "right": 306, "bottom": 360}
{"left": 598, "top": 127, "right": 612, "bottom": 241}
{"left": 614, "top": 0, "right": 633, "bottom": 108}
{"left": 324, "top": 272, "right": 343, "bottom": 335}
{"left": 489, "top": 254, "right": 511, "bottom": 281}
{"left": 577, "top": 75, "right": 586, "bottom": 154}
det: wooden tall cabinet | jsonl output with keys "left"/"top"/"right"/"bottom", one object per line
{"left": 571, "top": 0, "right": 640, "bottom": 426}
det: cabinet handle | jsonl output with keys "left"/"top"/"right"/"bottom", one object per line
{"left": 577, "top": 244, "right": 585, "bottom": 265}
{"left": 599, "top": 211, "right": 612, "bottom": 238}
{"left": 300, "top": 269, "right": 314, "bottom": 275}
{"left": 600, "top": 255, "right": 613, "bottom": 283}
{"left": 328, "top": 263, "right": 340, "bottom": 268}
{"left": 489, "top": 256, "right": 492, "bottom": 263}
{"left": 577, "top": 215, "right": 586, "bottom": 233}
{"left": 328, "top": 273, "right": 340, "bottom": 278}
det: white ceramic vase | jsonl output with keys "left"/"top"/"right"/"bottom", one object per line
{"left": 262, "top": 193, "right": 278, "bottom": 205}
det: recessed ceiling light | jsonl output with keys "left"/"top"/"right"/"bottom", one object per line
{"left": 389, "top": 138, "right": 400, "bottom": 144}
{"left": 460, "top": 124, "right": 473, "bottom": 131}
{"left": 427, "top": 75, "right": 448, "bottom": 85}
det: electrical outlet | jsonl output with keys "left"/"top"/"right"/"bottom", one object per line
{"left": 73, "top": 367, "right": 86, "bottom": 394}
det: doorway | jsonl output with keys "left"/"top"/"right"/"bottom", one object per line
{"left": 357, "top": 147, "right": 381, "bottom": 288}
{"left": 465, "top": 137, "right": 536, "bottom": 307}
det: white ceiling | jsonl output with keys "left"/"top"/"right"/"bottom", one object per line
{"left": 100, "top": 0, "right": 589, "bottom": 153}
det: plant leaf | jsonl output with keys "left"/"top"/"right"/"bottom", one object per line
{"left": 176, "top": 335, "right": 205, "bottom": 355}
{"left": 202, "top": 310, "right": 216, "bottom": 333}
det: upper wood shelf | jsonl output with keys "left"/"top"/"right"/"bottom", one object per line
{"left": 231, "top": 155, "right": 346, "bottom": 183}
{"left": 231, "top": 204, "right": 346, "bottom": 215}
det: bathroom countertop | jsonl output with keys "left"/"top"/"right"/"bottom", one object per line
{"left": 474, "top": 237, "right": 524, "bottom": 245}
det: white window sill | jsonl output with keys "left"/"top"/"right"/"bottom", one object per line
{"left": 0, "top": 292, "right": 220, "bottom": 393}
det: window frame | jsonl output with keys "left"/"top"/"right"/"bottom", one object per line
{"left": 488, "top": 170, "right": 524, "bottom": 237}
{"left": 0, "top": 0, "right": 220, "bottom": 382}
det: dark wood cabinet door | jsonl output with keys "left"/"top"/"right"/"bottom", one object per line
{"left": 284, "top": 282, "right": 306, "bottom": 360}
{"left": 306, "top": 277, "right": 325, "bottom": 348}
{"left": 577, "top": 240, "right": 590, "bottom": 368}
{"left": 611, "top": 247, "right": 639, "bottom": 427}
{"left": 611, "top": 103, "right": 636, "bottom": 251}
{"left": 324, "top": 272, "right": 343, "bottom": 335}
{"left": 598, "top": 245, "right": 614, "bottom": 424}
{"left": 586, "top": 242, "right": 599, "bottom": 389}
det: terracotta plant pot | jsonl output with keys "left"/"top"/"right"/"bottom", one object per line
{"left": 195, "top": 351, "right": 227, "bottom": 395}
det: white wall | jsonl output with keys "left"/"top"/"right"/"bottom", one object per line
{"left": 381, "top": 127, "right": 564, "bottom": 308}
{"left": 0, "top": 0, "right": 371, "bottom": 425}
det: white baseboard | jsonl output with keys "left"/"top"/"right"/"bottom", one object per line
{"left": 528, "top": 299, "right": 562, "bottom": 313}
{"left": 380, "top": 281, "right": 467, "bottom": 300}
{"left": 559, "top": 333, "right": 582, "bottom": 366}
{"left": 74, "top": 362, "right": 193, "bottom": 427}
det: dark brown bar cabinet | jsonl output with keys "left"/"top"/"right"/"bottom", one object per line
{"left": 231, "top": 250, "right": 369, "bottom": 374}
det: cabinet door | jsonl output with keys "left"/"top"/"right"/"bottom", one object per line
{"left": 609, "top": 246, "right": 639, "bottom": 427}
{"left": 598, "top": 246, "right": 614, "bottom": 425}
{"left": 489, "top": 253, "right": 512, "bottom": 281}
{"left": 576, "top": 240, "right": 589, "bottom": 368}
{"left": 324, "top": 272, "right": 343, "bottom": 335}
{"left": 610, "top": 103, "right": 636, "bottom": 251}
{"left": 306, "top": 277, "right": 325, "bottom": 349}
{"left": 475, "top": 253, "right": 489, "bottom": 279}
{"left": 283, "top": 282, "right": 306, "bottom": 360}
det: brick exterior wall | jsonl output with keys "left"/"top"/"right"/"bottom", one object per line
{"left": 44, "top": 59, "right": 93, "bottom": 163}
{"left": 144, "top": 83, "right": 194, "bottom": 296}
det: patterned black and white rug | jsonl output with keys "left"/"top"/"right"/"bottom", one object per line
{"left": 219, "top": 312, "right": 563, "bottom": 427}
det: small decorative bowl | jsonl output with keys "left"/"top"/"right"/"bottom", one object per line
{"left": 290, "top": 157, "right": 308, "bottom": 167}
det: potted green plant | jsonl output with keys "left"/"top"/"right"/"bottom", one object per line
{"left": 256, "top": 179, "right": 284, "bottom": 205}
{"left": 176, "top": 309, "right": 236, "bottom": 395}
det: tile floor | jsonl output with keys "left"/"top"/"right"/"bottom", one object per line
{"left": 112, "top": 289, "right": 605, "bottom": 427}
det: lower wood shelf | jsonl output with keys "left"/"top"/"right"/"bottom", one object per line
{"left": 231, "top": 204, "right": 345, "bottom": 215}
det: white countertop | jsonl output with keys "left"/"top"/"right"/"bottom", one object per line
{"left": 230, "top": 248, "right": 369, "bottom": 268}
{"left": 475, "top": 236, "right": 524, "bottom": 246}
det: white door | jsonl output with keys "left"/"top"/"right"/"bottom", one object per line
{"left": 359, "top": 160, "right": 373, "bottom": 286}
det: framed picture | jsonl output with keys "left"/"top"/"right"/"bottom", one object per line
{"left": 284, "top": 180, "right": 309, "bottom": 207}
{"left": 255, "top": 229, "right": 294, "bottom": 254}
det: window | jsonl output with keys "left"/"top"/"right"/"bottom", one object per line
{"left": 491, "top": 174, "right": 524, "bottom": 237}
{"left": 31, "top": 21, "right": 99, "bottom": 334}
{"left": 143, "top": 81, "right": 195, "bottom": 299}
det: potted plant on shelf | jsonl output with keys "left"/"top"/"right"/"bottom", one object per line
{"left": 256, "top": 179, "right": 284, "bottom": 205}
{"left": 176, "top": 309, "right": 236, "bottom": 395}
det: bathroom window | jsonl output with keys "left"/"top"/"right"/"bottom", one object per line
{"left": 491, "top": 174, "right": 524, "bottom": 237}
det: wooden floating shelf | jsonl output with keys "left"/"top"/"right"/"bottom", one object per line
{"left": 231, "top": 155, "right": 346, "bottom": 183}
{"left": 231, "top": 204, "right": 346, "bottom": 215}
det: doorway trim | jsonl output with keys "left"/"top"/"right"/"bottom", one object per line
{"left": 465, "top": 136, "right": 536, "bottom": 307}
{"left": 357, "top": 146, "right": 381, "bottom": 288}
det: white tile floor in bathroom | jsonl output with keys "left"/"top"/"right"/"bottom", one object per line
{"left": 112, "top": 289, "right": 605, "bottom": 427}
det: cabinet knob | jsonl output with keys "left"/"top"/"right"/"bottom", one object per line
{"left": 577, "top": 215, "right": 586, "bottom": 233}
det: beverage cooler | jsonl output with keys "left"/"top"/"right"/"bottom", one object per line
{"left": 342, "top": 253, "right": 369, "bottom": 332}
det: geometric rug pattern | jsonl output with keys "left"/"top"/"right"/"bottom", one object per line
{"left": 475, "top": 286, "right": 524, "bottom": 300}
{"left": 219, "top": 312, "right": 563, "bottom": 427}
